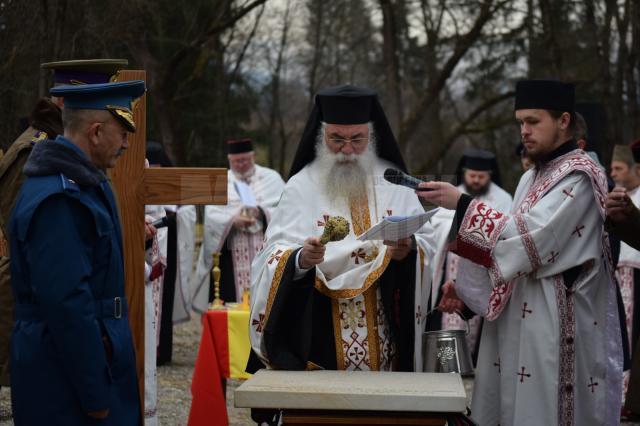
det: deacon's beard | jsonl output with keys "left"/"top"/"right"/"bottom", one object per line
{"left": 315, "top": 132, "right": 377, "bottom": 206}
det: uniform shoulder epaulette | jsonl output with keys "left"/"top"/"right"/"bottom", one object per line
{"left": 30, "top": 131, "right": 48, "bottom": 145}
{"left": 59, "top": 173, "right": 79, "bottom": 193}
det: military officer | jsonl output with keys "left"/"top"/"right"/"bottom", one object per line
{"left": 0, "top": 59, "right": 127, "bottom": 390}
{"left": 8, "top": 80, "right": 144, "bottom": 424}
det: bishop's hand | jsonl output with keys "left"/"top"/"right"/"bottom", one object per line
{"left": 299, "top": 237, "right": 325, "bottom": 269}
{"left": 384, "top": 237, "right": 412, "bottom": 261}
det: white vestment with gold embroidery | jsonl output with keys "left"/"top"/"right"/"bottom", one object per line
{"left": 249, "top": 157, "right": 437, "bottom": 371}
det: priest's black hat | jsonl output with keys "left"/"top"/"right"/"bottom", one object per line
{"left": 514, "top": 80, "right": 575, "bottom": 113}
{"left": 227, "top": 138, "right": 253, "bottom": 154}
{"left": 288, "top": 85, "right": 407, "bottom": 178}
{"left": 455, "top": 147, "right": 502, "bottom": 187}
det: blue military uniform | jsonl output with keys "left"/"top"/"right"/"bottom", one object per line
{"left": 8, "top": 81, "right": 144, "bottom": 425}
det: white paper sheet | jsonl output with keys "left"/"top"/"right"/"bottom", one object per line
{"left": 234, "top": 180, "right": 257, "bottom": 208}
{"left": 357, "top": 208, "right": 439, "bottom": 242}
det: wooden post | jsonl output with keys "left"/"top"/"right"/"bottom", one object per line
{"left": 109, "top": 70, "right": 227, "bottom": 419}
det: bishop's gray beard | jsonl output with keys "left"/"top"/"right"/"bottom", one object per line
{"left": 315, "top": 128, "right": 377, "bottom": 206}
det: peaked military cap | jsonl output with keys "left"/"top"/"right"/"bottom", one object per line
{"left": 50, "top": 80, "right": 146, "bottom": 132}
{"left": 41, "top": 59, "right": 128, "bottom": 85}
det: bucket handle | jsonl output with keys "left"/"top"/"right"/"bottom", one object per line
{"left": 425, "top": 308, "right": 470, "bottom": 335}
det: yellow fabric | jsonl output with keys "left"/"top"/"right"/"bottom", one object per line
{"left": 227, "top": 307, "right": 252, "bottom": 379}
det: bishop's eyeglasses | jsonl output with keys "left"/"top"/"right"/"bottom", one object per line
{"left": 327, "top": 136, "right": 369, "bottom": 148}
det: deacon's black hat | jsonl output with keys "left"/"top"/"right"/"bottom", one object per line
{"left": 514, "top": 79, "right": 575, "bottom": 113}
{"left": 289, "top": 84, "right": 407, "bottom": 178}
{"left": 227, "top": 138, "right": 254, "bottom": 154}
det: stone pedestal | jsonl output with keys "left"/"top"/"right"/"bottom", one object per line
{"left": 234, "top": 370, "right": 467, "bottom": 425}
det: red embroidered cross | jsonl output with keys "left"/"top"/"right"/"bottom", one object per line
{"left": 351, "top": 248, "right": 366, "bottom": 265}
{"left": 572, "top": 225, "right": 585, "bottom": 238}
{"left": 415, "top": 305, "right": 422, "bottom": 325}
{"left": 252, "top": 313, "right": 265, "bottom": 333}
{"left": 268, "top": 249, "right": 283, "bottom": 265}
{"left": 521, "top": 302, "right": 532, "bottom": 318}
{"left": 588, "top": 377, "right": 598, "bottom": 393}
{"left": 517, "top": 366, "right": 531, "bottom": 383}
{"left": 493, "top": 357, "right": 501, "bottom": 373}
{"left": 548, "top": 251, "right": 559, "bottom": 263}
{"left": 562, "top": 188, "right": 574, "bottom": 198}
{"left": 317, "top": 214, "right": 330, "bottom": 227}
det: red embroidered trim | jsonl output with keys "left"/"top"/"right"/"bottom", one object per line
{"left": 453, "top": 199, "right": 509, "bottom": 267}
{"left": 514, "top": 213, "right": 542, "bottom": 270}
{"left": 554, "top": 275, "right": 576, "bottom": 426}
{"left": 516, "top": 150, "right": 608, "bottom": 219}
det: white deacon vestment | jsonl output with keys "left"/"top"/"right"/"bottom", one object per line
{"left": 143, "top": 204, "right": 168, "bottom": 426}
{"left": 452, "top": 149, "right": 623, "bottom": 425}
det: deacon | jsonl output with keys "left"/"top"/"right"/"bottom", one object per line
{"left": 8, "top": 80, "right": 145, "bottom": 424}
{"left": 192, "top": 138, "right": 284, "bottom": 311}
{"left": 143, "top": 163, "right": 168, "bottom": 426}
{"left": 145, "top": 143, "right": 197, "bottom": 332}
{"left": 419, "top": 80, "right": 623, "bottom": 425}
{"left": 249, "top": 85, "right": 437, "bottom": 372}
{"left": 428, "top": 148, "right": 512, "bottom": 362}
{"left": 610, "top": 143, "right": 640, "bottom": 404}
{"left": 0, "top": 59, "right": 127, "bottom": 390}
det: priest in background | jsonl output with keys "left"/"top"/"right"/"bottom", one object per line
{"left": 249, "top": 85, "right": 437, "bottom": 373}
{"left": 192, "top": 138, "right": 285, "bottom": 311}
{"left": 610, "top": 143, "right": 640, "bottom": 407}
{"left": 419, "top": 79, "right": 623, "bottom": 425}
{"left": 427, "top": 148, "right": 512, "bottom": 363}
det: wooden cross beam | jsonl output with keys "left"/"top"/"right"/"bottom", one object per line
{"left": 108, "top": 70, "right": 227, "bottom": 416}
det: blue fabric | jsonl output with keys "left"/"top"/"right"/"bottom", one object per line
{"left": 49, "top": 81, "right": 145, "bottom": 111}
{"left": 8, "top": 159, "right": 139, "bottom": 424}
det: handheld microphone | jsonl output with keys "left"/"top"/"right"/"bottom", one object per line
{"left": 383, "top": 168, "right": 433, "bottom": 191}
{"left": 150, "top": 216, "right": 173, "bottom": 229}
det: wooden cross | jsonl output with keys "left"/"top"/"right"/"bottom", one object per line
{"left": 517, "top": 366, "right": 531, "bottom": 383}
{"left": 108, "top": 70, "right": 227, "bottom": 414}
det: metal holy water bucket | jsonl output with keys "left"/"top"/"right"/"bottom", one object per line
{"left": 422, "top": 310, "right": 474, "bottom": 376}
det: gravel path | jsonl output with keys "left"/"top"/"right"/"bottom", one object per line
{"left": 2, "top": 318, "right": 639, "bottom": 425}
{"left": 0, "top": 314, "right": 252, "bottom": 425}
